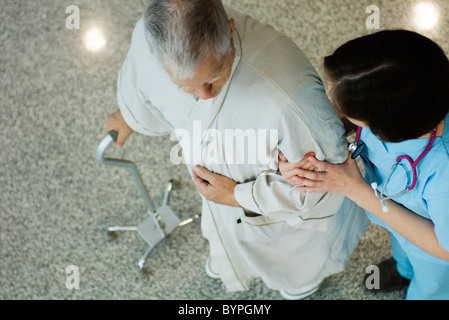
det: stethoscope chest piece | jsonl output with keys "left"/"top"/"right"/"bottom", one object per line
{"left": 349, "top": 141, "right": 366, "bottom": 159}
{"left": 349, "top": 126, "right": 366, "bottom": 159}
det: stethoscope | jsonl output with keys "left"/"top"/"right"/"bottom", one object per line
{"left": 349, "top": 126, "right": 438, "bottom": 212}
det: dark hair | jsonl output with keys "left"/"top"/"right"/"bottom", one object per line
{"left": 324, "top": 30, "right": 449, "bottom": 142}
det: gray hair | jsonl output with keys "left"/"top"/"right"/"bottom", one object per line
{"left": 144, "top": 0, "right": 231, "bottom": 80}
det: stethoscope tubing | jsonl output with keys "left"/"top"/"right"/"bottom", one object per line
{"left": 349, "top": 126, "right": 438, "bottom": 211}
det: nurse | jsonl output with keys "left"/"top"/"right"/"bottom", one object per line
{"left": 279, "top": 30, "right": 449, "bottom": 300}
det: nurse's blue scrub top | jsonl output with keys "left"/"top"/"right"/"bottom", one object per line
{"left": 360, "top": 112, "right": 449, "bottom": 259}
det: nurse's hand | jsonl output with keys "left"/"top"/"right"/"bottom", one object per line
{"left": 292, "top": 155, "right": 366, "bottom": 199}
{"left": 278, "top": 151, "right": 317, "bottom": 184}
{"left": 106, "top": 109, "right": 134, "bottom": 149}
{"left": 192, "top": 166, "right": 241, "bottom": 208}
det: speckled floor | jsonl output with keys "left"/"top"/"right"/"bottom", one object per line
{"left": 1, "top": 0, "right": 448, "bottom": 300}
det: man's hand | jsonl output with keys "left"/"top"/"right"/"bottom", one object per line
{"left": 192, "top": 166, "right": 241, "bottom": 207}
{"left": 105, "top": 109, "right": 134, "bottom": 149}
{"left": 278, "top": 151, "right": 317, "bottom": 185}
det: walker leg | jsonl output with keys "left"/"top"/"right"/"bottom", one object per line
{"left": 137, "top": 245, "right": 154, "bottom": 271}
{"left": 105, "top": 226, "right": 138, "bottom": 240}
{"left": 162, "top": 179, "right": 174, "bottom": 207}
{"left": 106, "top": 226, "right": 138, "bottom": 233}
{"left": 178, "top": 214, "right": 201, "bottom": 227}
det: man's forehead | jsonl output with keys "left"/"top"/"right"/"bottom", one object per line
{"left": 174, "top": 57, "right": 225, "bottom": 86}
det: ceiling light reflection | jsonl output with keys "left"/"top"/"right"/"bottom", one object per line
{"left": 83, "top": 27, "right": 107, "bottom": 52}
{"left": 412, "top": 2, "right": 440, "bottom": 31}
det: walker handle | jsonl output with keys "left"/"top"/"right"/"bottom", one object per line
{"left": 109, "top": 130, "right": 119, "bottom": 143}
{"left": 96, "top": 130, "right": 119, "bottom": 165}
{"left": 96, "top": 130, "right": 156, "bottom": 213}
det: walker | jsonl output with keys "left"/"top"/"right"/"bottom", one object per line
{"left": 96, "top": 131, "right": 200, "bottom": 270}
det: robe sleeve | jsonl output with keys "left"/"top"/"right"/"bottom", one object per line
{"left": 116, "top": 19, "right": 173, "bottom": 137}
{"left": 234, "top": 98, "right": 349, "bottom": 231}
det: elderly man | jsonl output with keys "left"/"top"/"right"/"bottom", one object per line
{"left": 106, "top": 0, "right": 367, "bottom": 299}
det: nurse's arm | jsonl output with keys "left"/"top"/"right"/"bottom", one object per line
{"left": 351, "top": 182, "right": 449, "bottom": 262}
{"left": 293, "top": 156, "right": 449, "bottom": 262}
